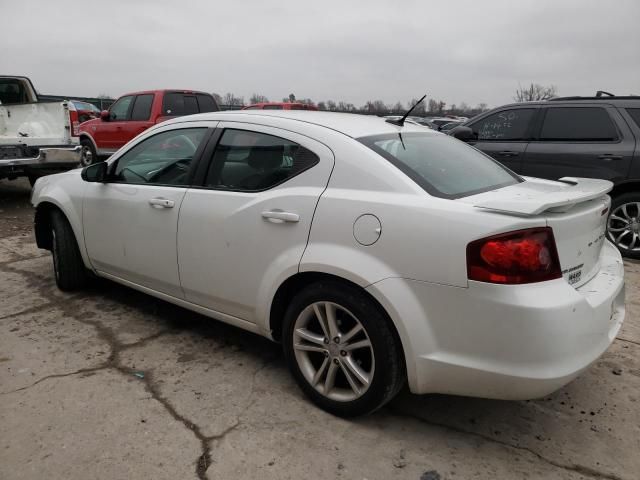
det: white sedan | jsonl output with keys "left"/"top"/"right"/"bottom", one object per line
{"left": 31, "top": 110, "right": 625, "bottom": 416}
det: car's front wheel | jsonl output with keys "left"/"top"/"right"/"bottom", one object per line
{"left": 608, "top": 192, "right": 640, "bottom": 259}
{"left": 283, "top": 281, "right": 405, "bottom": 417}
{"left": 79, "top": 138, "right": 97, "bottom": 167}
{"left": 50, "top": 210, "right": 88, "bottom": 291}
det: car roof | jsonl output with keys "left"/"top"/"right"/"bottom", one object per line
{"left": 162, "top": 110, "right": 437, "bottom": 138}
{"left": 494, "top": 98, "right": 640, "bottom": 109}
{"left": 118, "top": 89, "right": 211, "bottom": 97}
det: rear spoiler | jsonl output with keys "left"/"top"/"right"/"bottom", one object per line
{"left": 474, "top": 177, "right": 613, "bottom": 216}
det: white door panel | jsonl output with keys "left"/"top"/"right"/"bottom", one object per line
{"left": 83, "top": 183, "right": 187, "bottom": 297}
{"left": 178, "top": 123, "right": 334, "bottom": 323}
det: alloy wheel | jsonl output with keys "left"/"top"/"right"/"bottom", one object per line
{"left": 80, "top": 145, "right": 93, "bottom": 167}
{"left": 608, "top": 202, "right": 640, "bottom": 252}
{"left": 292, "top": 301, "right": 375, "bottom": 402}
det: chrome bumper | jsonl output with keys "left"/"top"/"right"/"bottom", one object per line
{"left": 0, "top": 145, "right": 82, "bottom": 167}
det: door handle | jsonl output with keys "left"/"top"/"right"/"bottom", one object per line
{"left": 261, "top": 210, "right": 299, "bottom": 223}
{"left": 149, "top": 197, "right": 175, "bottom": 208}
{"left": 597, "top": 154, "right": 622, "bottom": 161}
{"left": 497, "top": 151, "right": 519, "bottom": 157}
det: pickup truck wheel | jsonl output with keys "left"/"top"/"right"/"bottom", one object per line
{"left": 282, "top": 281, "right": 405, "bottom": 417}
{"left": 608, "top": 192, "right": 640, "bottom": 259}
{"left": 80, "top": 138, "right": 97, "bottom": 167}
{"left": 50, "top": 210, "right": 87, "bottom": 291}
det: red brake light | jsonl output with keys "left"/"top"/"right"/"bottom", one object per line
{"left": 467, "top": 227, "right": 562, "bottom": 284}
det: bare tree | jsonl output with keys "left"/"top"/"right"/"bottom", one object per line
{"left": 392, "top": 101, "right": 404, "bottom": 113}
{"left": 288, "top": 93, "right": 296, "bottom": 102}
{"left": 427, "top": 99, "right": 439, "bottom": 114}
{"left": 326, "top": 100, "right": 337, "bottom": 111}
{"left": 337, "top": 101, "right": 356, "bottom": 112}
{"left": 298, "top": 98, "right": 315, "bottom": 106}
{"left": 476, "top": 102, "right": 488, "bottom": 112}
{"left": 408, "top": 98, "right": 426, "bottom": 115}
{"left": 222, "top": 93, "right": 244, "bottom": 107}
{"left": 514, "top": 83, "right": 557, "bottom": 102}
{"left": 317, "top": 101, "right": 327, "bottom": 111}
{"left": 249, "top": 93, "right": 269, "bottom": 104}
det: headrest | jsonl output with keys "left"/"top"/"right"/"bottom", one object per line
{"left": 247, "top": 145, "right": 284, "bottom": 171}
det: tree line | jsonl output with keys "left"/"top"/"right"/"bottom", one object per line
{"left": 212, "top": 92, "right": 492, "bottom": 117}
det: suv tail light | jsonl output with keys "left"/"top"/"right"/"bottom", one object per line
{"left": 467, "top": 227, "right": 562, "bottom": 284}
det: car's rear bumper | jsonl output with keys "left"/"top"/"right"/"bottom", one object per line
{"left": 0, "top": 146, "right": 81, "bottom": 179}
{"left": 367, "top": 240, "right": 625, "bottom": 399}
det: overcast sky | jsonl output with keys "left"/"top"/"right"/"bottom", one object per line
{"left": 1, "top": 0, "right": 639, "bottom": 108}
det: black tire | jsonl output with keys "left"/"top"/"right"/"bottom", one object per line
{"left": 608, "top": 192, "right": 640, "bottom": 260}
{"left": 282, "top": 281, "right": 405, "bottom": 417}
{"left": 50, "top": 210, "right": 87, "bottom": 291}
{"left": 79, "top": 138, "right": 97, "bottom": 167}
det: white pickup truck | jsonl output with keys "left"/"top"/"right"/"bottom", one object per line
{"left": 1, "top": 75, "right": 82, "bottom": 185}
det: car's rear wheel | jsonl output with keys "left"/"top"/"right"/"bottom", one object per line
{"left": 283, "top": 281, "right": 405, "bottom": 417}
{"left": 608, "top": 192, "right": 640, "bottom": 259}
{"left": 79, "top": 138, "right": 97, "bottom": 167}
{"left": 50, "top": 210, "right": 87, "bottom": 291}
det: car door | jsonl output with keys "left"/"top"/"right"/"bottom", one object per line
{"left": 122, "top": 93, "right": 156, "bottom": 145}
{"left": 83, "top": 124, "right": 213, "bottom": 297}
{"left": 521, "top": 105, "right": 634, "bottom": 182}
{"left": 177, "top": 122, "right": 334, "bottom": 322}
{"left": 465, "top": 106, "right": 538, "bottom": 173}
{"left": 93, "top": 95, "right": 135, "bottom": 152}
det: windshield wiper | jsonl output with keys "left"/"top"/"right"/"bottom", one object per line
{"left": 386, "top": 94, "right": 427, "bottom": 127}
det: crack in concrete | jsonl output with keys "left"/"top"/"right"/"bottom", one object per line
{"left": 387, "top": 407, "right": 625, "bottom": 480}
{"left": 1, "top": 261, "right": 215, "bottom": 480}
{"left": 616, "top": 336, "right": 640, "bottom": 347}
{"left": 0, "top": 301, "right": 57, "bottom": 321}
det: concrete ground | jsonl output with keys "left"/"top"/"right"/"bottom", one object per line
{"left": 1, "top": 177, "right": 639, "bottom": 480}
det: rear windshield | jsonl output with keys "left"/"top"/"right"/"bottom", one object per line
{"left": 358, "top": 132, "right": 521, "bottom": 199}
{"left": 0, "top": 78, "right": 29, "bottom": 104}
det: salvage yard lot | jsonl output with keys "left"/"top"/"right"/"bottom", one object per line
{"left": 1, "top": 178, "right": 639, "bottom": 480}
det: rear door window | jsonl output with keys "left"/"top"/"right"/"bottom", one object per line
{"left": 359, "top": 133, "right": 520, "bottom": 198}
{"left": 196, "top": 94, "right": 218, "bottom": 112}
{"left": 205, "top": 129, "right": 319, "bottom": 191}
{"left": 163, "top": 93, "right": 199, "bottom": 116}
{"left": 539, "top": 107, "right": 618, "bottom": 141}
{"left": 471, "top": 108, "right": 536, "bottom": 140}
{"left": 130, "top": 94, "right": 154, "bottom": 121}
{"left": 263, "top": 105, "right": 283, "bottom": 110}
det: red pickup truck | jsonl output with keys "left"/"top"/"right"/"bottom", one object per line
{"left": 78, "top": 89, "right": 218, "bottom": 165}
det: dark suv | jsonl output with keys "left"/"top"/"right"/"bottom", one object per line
{"left": 450, "top": 93, "right": 640, "bottom": 259}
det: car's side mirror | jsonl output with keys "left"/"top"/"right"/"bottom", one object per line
{"left": 81, "top": 161, "right": 108, "bottom": 182}
{"left": 100, "top": 110, "right": 110, "bottom": 121}
{"left": 450, "top": 126, "right": 477, "bottom": 142}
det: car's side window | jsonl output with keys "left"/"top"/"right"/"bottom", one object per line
{"left": 130, "top": 94, "right": 154, "bottom": 121}
{"left": 109, "top": 95, "right": 134, "bottom": 121}
{"left": 471, "top": 108, "right": 536, "bottom": 141}
{"left": 204, "top": 129, "right": 319, "bottom": 191}
{"left": 539, "top": 107, "right": 618, "bottom": 142}
{"left": 111, "top": 128, "right": 206, "bottom": 186}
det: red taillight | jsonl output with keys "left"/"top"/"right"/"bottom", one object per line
{"left": 467, "top": 227, "right": 562, "bottom": 284}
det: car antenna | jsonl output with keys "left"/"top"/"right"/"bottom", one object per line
{"left": 386, "top": 94, "right": 427, "bottom": 127}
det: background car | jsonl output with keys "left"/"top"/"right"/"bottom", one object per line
{"left": 448, "top": 92, "right": 640, "bottom": 258}
{"left": 32, "top": 110, "right": 624, "bottom": 417}
{"left": 78, "top": 89, "right": 219, "bottom": 166}
{"left": 242, "top": 102, "right": 319, "bottom": 110}
{"left": 71, "top": 100, "right": 101, "bottom": 123}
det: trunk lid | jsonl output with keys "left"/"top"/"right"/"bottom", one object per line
{"left": 463, "top": 177, "right": 612, "bottom": 287}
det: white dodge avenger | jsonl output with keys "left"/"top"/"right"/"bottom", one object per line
{"left": 31, "top": 110, "right": 625, "bottom": 416}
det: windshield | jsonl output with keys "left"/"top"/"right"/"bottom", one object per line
{"left": 358, "top": 132, "right": 521, "bottom": 198}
